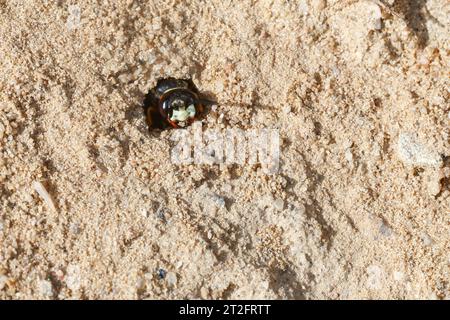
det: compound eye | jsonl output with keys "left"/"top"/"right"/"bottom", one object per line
{"left": 145, "top": 78, "right": 207, "bottom": 130}
{"left": 160, "top": 89, "right": 198, "bottom": 127}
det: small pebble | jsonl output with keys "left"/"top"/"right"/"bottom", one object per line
{"left": 273, "top": 198, "right": 284, "bottom": 211}
{"left": 69, "top": 222, "right": 80, "bottom": 235}
{"left": 297, "top": 203, "right": 306, "bottom": 215}
{"left": 38, "top": 279, "right": 54, "bottom": 297}
{"left": 422, "top": 233, "right": 433, "bottom": 246}
{"left": 427, "top": 174, "right": 442, "bottom": 196}
{"left": 373, "top": 19, "right": 382, "bottom": 31}
{"left": 135, "top": 278, "right": 145, "bottom": 290}
{"left": 212, "top": 194, "right": 226, "bottom": 208}
{"left": 282, "top": 105, "right": 292, "bottom": 114}
{"left": 345, "top": 148, "right": 354, "bottom": 164}
{"left": 67, "top": 5, "right": 81, "bottom": 30}
{"left": 312, "top": 0, "right": 327, "bottom": 11}
{"left": 157, "top": 268, "right": 166, "bottom": 279}
{"left": 0, "top": 122, "right": 4, "bottom": 140}
{"left": 0, "top": 275, "right": 7, "bottom": 290}
{"left": 370, "top": 3, "right": 382, "bottom": 30}
{"left": 144, "top": 273, "right": 153, "bottom": 281}
{"left": 397, "top": 133, "right": 442, "bottom": 167}
{"left": 141, "top": 208, "right": 149, "bottom": 218}
{"left": 65, "top": 265, "right": 81, "bottom": 291}
{"left": 200, "top": 286, "right": 209, "bottom": 299}
{"left": 393, "top": 271, "right": 404, "bottom": 281}
{"left": 32, "top": 181, "right": 57, "bottom": 212}
{"left": 379, "top": 223, "right": 393, "bottom": 237}
{"left": 222, "top": 184, "right": 232, "bottom": 193}
{"left": 366, "top": 265, "right": 383, "bottom": 290}
{"left": 54, "top": 270, "right": 64, "bottom": 281}
{"left": 156, "top": 208, "right": 166, "bottom": 223}
{"left": 166, "top": 272, "right": 177, "bottom": 287}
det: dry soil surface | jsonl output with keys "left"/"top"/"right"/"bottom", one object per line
{"left": 0, "top": 0, "right": 449, "bottom": 299}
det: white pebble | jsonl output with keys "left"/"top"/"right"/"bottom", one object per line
{"left": 38, "top": 280, "right": 53, "bottom": 297}
{"left": 282, "top": 105, "right": 292, "bottom": 114}
{"left": 366, "top": 265, "right": 383, "bottom": 290}
{"left": 312, "top": 0, "right": 327, "bottom": 11}
{"left": 379, "top": 223, "right": 393, "bottom": 237}
{"left": 422, "top": 233, "right": 433, "bottom": 246}
{"left": 66, "top": 265, "right": 81, "bottom": 291}
{"left": 141, "top": 208, "right": 149, "bottom": 218}
{"left": 212, "top": 194, "right": 226, "bottom": 208}
{"left": 135, "top": 278, "right": 145, "bottom": 290}
{"left": 373, "top": 19, "right": 382, "bottom": 31}
{"left": 67, "top": 5, "right": 81, "bottom": 30}
{"left": 0, "top": 275, "right": 7, "bottom": 290}
{"left": 273, "top": 198, "right": 284, "bottom": 211}
{"left": 397, "top": 133, "right": 442, "bottom": 167}
{"left": 166, "top": 272, "right": 177, "bottom": 287}
{"left": 200, "top": 286, "right": 209, "bottom": 299}
{"left": 0, "top": 122, "right": 4, "bottom": 140}
{"left": 345, "top": 148, "right": 354, "bottom": 164}
{"left": 32, "top": 181, "right": 57, "bottom": 212}
{"left": 427, "top": 173, "right": 442, "bottom": 196}
{"left": 370, "top": 3, "right": 383, "bottom": 30}
{"left": 393, "top": 271, "right": 404, "bottom": 281}
{"left": 144, "top": 272, "right": 153, "bottom": 281}
{"left": 69, "top": 223, "right": 80, "bottom": 235}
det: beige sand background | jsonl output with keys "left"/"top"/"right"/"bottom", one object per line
{"left": 0, "top": 0, "right": 449, "bottom": 299}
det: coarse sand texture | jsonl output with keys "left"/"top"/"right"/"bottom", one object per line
{"left": 0, "top": 0, "right": 449, "bottom": 299}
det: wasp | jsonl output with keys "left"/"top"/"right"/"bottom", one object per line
{"left": 143, "top": 78, "right": 207, "bottom": 129}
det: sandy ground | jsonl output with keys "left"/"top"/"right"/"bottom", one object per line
{"left": 0, "top": 0, "right": 449, "bottom": 299}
